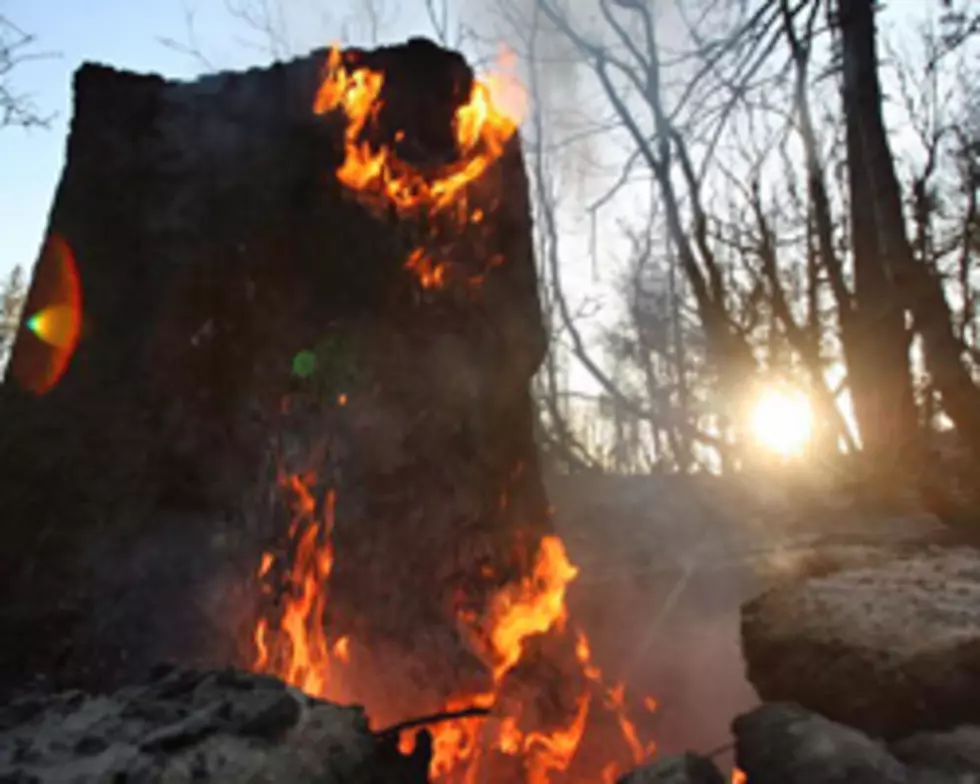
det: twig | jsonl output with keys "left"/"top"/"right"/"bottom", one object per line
{"left": 373, "top": 705, "right": 492, "bottom": 737}
{"left": 704, "top": 739, "right": 736, "bottom": 759}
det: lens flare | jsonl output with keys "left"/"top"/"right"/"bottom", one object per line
{"left": 27, "top": 305, "right": 78, "bottom": 348}
{"left": 9, "top": 234, "right": 83, "bottom": 395}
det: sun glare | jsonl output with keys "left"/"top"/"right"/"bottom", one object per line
{"left": 749, "top": 387, "right": 813, "bottom": 458}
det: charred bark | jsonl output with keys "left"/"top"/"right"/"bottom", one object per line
{"left": 0, "top": 39, "right": 550, "bottom": 702}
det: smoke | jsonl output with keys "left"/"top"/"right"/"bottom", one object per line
{"left": 548, "top": 472, "right": 762, "bottom": 765}
{"left": 446, "top": 0, "right": 691, "bottom": 228}
{"left": 437, "top": 0, "right": 591, "bottom": 195}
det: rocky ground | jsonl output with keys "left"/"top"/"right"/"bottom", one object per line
{"left": 3, "top": 471, "right": 979, "bottom": 783}
{"left": 626, "top": 701, "right": 980, "bottom": 783}
{"left": 546, "top": 472, "right": 980, "bottom": 783}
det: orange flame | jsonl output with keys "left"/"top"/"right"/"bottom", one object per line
{"left": 405, "top": 248, "right": 448, "bottom": 290}
{"left": 417, "top": 535, "right": 586, "bottom": 780}
{"left": 313, "top": 44, "right": 523, "bottom": 288}
{"left": 575, "top": 633, "right": 653, "bottom": 765}
{"left": 252, "top": 474, "right": 349, "bottom": 699}
{"left": 252, "top": 476, "right": 657, "bottom": 781}
{"left": 413, "top": 536, "right": 656, "bottom": 781}
{"left": 477, "top": 535, "right": 578, "bottom": 683}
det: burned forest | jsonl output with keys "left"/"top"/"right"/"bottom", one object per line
{"left": 0, "top": 1, "right": 979, "bottom": 783}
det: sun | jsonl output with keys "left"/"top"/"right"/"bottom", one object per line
{"left": 749, "top": 387, "right": 813, "bottom": 458}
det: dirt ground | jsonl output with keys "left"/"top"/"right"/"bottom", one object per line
{"left": 545, "top": 471, "right": 945, "bottom": 764}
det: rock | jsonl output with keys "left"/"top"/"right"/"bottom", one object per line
{"left": 741, "top": 545, "right": 980, "bottom": 738}
{"left": 0, "top": 667, "right": 418, "bottom": 783}
{"left": 891, "top": 726, "right": 980, "bottom": 777}
{"left": 733, "top": 703, "right": 924, "bottom": 784}
{"left": 0, "top": 37, "right": 550, "bottom": 708}
{"left": 616, "top": 752, "right": 726, "bottom": 783}
{"left": 745, "top": 524, "right": 946, "bottom": 587}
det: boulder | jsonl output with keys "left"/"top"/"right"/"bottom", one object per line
{"left": 0, "top": 666, "right": 425, "bottom": 783}
{"left": 891, "top": 726, "right": 980, "bottom": 776}
{"left": 0, "top": 37, "right": 549, "bottom": 708}
{"left": 733, "top": 703, "right": 937, "bottom": 784}
{"left": 733, "top": 703, "right": 909, "bottom": 783}
{"left": 732, "top": 702, "right": 980, "bottom": 784}
{"left": 741, "top": 545, "right": 980, "bottom": 738}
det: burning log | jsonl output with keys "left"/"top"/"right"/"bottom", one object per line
{"left": 0, "top": 38, "right": 548, "bottom": 699}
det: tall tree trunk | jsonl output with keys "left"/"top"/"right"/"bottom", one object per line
{"left": 837, "top": 0, "right": 980, "bottom": 459}
{"left": 667, "top": 243, "right": 694, "bottom": 472}
{"left": 837, "top": 0, "right": 918, "bottom": 467}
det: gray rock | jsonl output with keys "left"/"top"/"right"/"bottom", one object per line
{"left": 616, "top": 752, "right": 726, "bottom": 783}
{"left": 733, "top": 703, "right": 911, "bottom": 783}
{"left": 741, "top": 545, "right": 980, "bottom": 738}
{"left": 0, "top": 667, "right": 416, "bottom": 783}
{"left": 891, "top": 727, "right": 980, "bottom": 777}
{"left": 733, "top": 703, "right": 980, "bottom": 784}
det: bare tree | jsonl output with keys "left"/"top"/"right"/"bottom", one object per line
{"left": 0, "top": 14, "right": 50, "bottom": 130}
{"left": 528, "top": 0, "right": 824, "bottom": 471}
{"left": 480, "top": 0, "right": 980, "bottom": 486}
{"left": 160, "top": 0, "right": 398, "bottom": 68}
{"left": 769, "top": 0, "right": 917, "bottom": 472}
{"left": 0, "top": 265, "right": 25, "bottom": 372}
{"left": 832, "top": 0, "right": 980, "bottom": 461}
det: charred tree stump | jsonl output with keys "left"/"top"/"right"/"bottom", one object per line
{"left": 0, "top": 39, "right": 551, "bottom": 705}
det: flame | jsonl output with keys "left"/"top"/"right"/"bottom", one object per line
{"left": 413, "top": 536, "right": 656, "bottom": 782}
{"left": 313, "top": 44, "right": 523, "bottom": 288}
{"left": 575, "top": 633, "right": 653, "bottom": 764}
{"left": 405, "top": 248, "right": 448, "bottom": 290}
{"left": 252, "top": 474, "right": 349, "bottom": 699}
{"left": 475, "top": 535, "right": 578, "bottom": 683}
{"left": 419, "top": 536, "right": 585, "bottom": 781}
{"left": 252, "top": 476, "right": 657, "bottom": 781}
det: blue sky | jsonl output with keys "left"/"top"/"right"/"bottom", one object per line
{"left": 0, "top": 0, "right": 456, "bottom": 283}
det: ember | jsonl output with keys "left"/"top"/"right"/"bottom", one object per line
{"left": 251, "top": 43, "right": 657, "bottom": 783}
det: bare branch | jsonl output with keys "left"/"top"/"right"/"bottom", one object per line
{"left": 0, "top": 14, "right": 55, "bottom": 130}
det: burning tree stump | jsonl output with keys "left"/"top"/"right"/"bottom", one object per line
{"left": 0, "top": 40, "right": 658, "bottom": 782}
{"left": 0, "top": 39, "right": 550, "bottom": 706}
